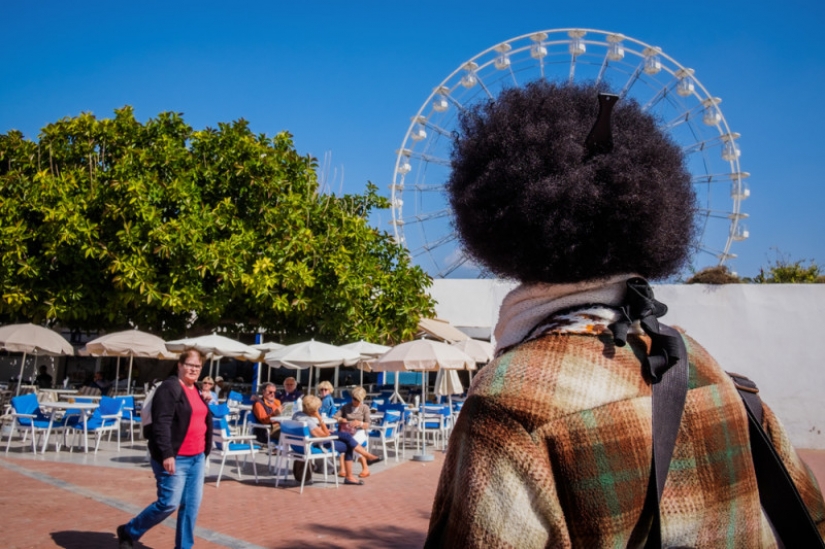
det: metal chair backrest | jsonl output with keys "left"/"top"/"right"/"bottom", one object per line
{"left": 10, "top": 392, "right": 39, "bottom": 416}
{"left": 227, "top": 391, "right": 243, "bottom": 406}
{"left": 280, "top": 420, "right": 312, "bottom": 455}
{"left": 211, "top": 416, "right": 233, "bottom": 451}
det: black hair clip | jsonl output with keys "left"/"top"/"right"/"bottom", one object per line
{"left": 583, "top": 93, "right": 619, "bottom": 161}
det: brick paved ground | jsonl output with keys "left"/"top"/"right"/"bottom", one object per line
{"left": 0, "top": 439, "right": 444, "bottom": 549}
{"left": 0, "top": 440, "right": 823, "bottom": 548}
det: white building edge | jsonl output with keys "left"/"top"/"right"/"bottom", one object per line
{"left": 430, "top": 279, "right": 825, "bottom": 450}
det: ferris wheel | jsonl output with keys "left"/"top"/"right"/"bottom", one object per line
{"left": 390, "top": 28, "right": 750, "bottom": 278}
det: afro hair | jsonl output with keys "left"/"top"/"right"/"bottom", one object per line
{"left": 447, "top": 80, "right": 697, "bottom": 284}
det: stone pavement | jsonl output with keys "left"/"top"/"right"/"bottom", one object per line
{"left": 0, "top": 438, "right": 823, "bottom": 549}
{"left": 0, "top": 437, "right": 443, "bottom": 549}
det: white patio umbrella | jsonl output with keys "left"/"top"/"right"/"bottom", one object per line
{"left": 264, "top": 340, "right": 360, "bottom": 393}
{"left": 450, "top": 338, "right": 492, "bottom": 382}
{"left": 434, "top": 369, "right": 464, "bottom": 411}
{"left": 0, "top": 323, "right": 74, "bottom": 396}
{"left": 82, "top": 330, "right": 176, "bottom": 394}
{"left": 341, "top": 339, "right": 391, "bottom": 388}
{"left": 251, "top": 342, "right": 285, "bottom": 385}
{"left": 371, "top": 338, "right": 474, "bottom": 461}
{"left": 166, "top": 334, "right": 263, "bottom": 379}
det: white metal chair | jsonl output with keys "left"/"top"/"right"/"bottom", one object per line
{"left": 114, "top": 395, "right": 140, "bottom": 444}
{"left": 274, "top": 420, "right": 340, "bottom": 494}
{"left": 4, "top": 392, "right": 64, "bottom": 454}
{"left": 65, "top": 395, "right": 124, "bottom": 453}
{"left": 417, "top": 405, "right": 452, "bottom": 451}
{"left": 368, "top": 410, "right": 403, "bottom": 461}
{"left": 211, "top": 415, "right": 260, "bottom": 487}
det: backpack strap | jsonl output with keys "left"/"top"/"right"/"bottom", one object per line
{"left": 727, "top": 372, "right": 825, "bottom": 549}
{"left": 610, "top": 278, "right": 690, "bottom": 548}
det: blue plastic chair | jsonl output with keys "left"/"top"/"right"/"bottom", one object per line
{"left": 114, "top": 395, "right": 139, "bottom": 444}
{"left": 368, "top": 410, "right": 403, "bottom": 461}
{"left": 211, "top": 416, "right": 260, "bottom": 487}
{"left": 4, "top": 393, "right": 63, "bottom": 454}
{"left": 275, "top": 420, "right": 340, "bottom": 494}
{"left": 419, "top": 405, "right": 452, "bottom": 451}
{"left": 66, "top": 396, "right": 124, "bottom": 453}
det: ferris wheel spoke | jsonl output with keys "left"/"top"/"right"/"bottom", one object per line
{"left": 475, "top": 74, "right": 495, "bottom": 99}
{"left": 412, "top": 183, "right": 446, "bottom": 193}
{"left": 665, "top": 103, "right": 705, "bottom": 130}
{"left": 438, "top": 252, "right": 472, "bottom": 278}
{"left": 682, "top": 134, "right": 728, "bottom": 155}
{"left": 421, "top": 120, "right": 455, "bottom": 139}
{"left": 595, "top": 57, "right": 610, "bottom": 85}
{"left": 618, "top": 63, "right": 644, "bottom": 100}
{"left": 409, "top": 151, "right": 451, "bottom": 167}
{"left": 641, "top": 81, "right": 679, "bottom": 112}
{"left": 411, "top": 232, "right": 458, "bottom": 256}
{"left": 403, "top": 208, "right": 452, "bottom": 224}
{"left": 692, "top": 171, "right": 750, "bottom": 184}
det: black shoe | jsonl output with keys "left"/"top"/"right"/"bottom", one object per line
{"left": 117, "top": 525, "right": 133, "bottom": 549}
{"left": 366, "top": 456, "right": 383, "bottom": 466}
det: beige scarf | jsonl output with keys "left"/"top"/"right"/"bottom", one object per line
{"left": 494, "top": 274, "right": 639, "bottom": 353}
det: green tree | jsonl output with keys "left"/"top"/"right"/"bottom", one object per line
{"left": 750, "top": 252, "right": 824, "bottom": 284}
{"left": 0, "top": 107, "right": 434, "bottom": 343}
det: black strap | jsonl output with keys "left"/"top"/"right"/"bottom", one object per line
{"left": 642, "top": 324, "right": 689, "bottom": 549}
{"left": 728, "top": 373, "right": 825, "bottom": 549}
{"left": 610, "top": 278, "right": 690, "bottom": 549}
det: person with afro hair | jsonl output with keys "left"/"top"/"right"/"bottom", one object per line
{"left": 425, "top": 81, "right": 825, "bottom": 548}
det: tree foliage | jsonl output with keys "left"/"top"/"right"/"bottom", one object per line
{"left": 0, "top": 107, "right": 435, "bottom": 343}
{"left": 751, "top": 252, "right": 825, "bottom": 284}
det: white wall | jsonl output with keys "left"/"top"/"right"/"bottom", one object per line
{"left": 430, "top": 280, "right": 825, "bottom": 449}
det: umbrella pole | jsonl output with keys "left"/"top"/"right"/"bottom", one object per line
{"left": 391, "top": 376, "right": 403, "bottom": 404}
{"left": 15, "top": 352, "right": 27, "bottom": 396}
{"left": 126, "top": 355, "right": 134, "bottom": 395}
{"left": 114, "top": 356, "right": 121, "bottom": 395}
{"left": 413, "top": 370, "right": 434, "bottom": 462}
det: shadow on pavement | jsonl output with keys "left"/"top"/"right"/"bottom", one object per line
{"left": 51, "top": 530, "right": 149, "bottom": 548}
{"left": 308, "top": 523, "right": 427, "bottom": 549}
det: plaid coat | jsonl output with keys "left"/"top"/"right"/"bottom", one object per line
{"left": 425, "top": 319, "right": 825, "bottom": 548}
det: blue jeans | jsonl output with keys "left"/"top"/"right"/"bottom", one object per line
{"left": 125, "top": 453, "right": 205, "bottom": 549}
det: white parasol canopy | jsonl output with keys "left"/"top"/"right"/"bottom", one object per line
{"left": 450, "top": 339, "right": 493, "bottom": 366}
{"left": 264, "top": 340, "right": 360, "bottom": 393}
{"left": 371, "top": 338, "right": 473, "bottom": 461}
{"left": 166, "top": 334, "right": 262, "bottom": 379}
{"left": 371, "top": 339, "right": 474, "bottom": 373}
{"left": 341, "top": 340, "right": 392, "bottom": 386}
{"left": 251, "top": 341, "right": 285, "bottom": 354}
{"left": 82, "top": 330, "right": 176, "bottom": 394}
{"left": 0, "top": 323, "right": 74, "bottom": 395}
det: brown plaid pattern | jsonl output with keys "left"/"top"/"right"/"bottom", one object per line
{"left": 425, "top": 329, "right": 825, "bottom": 548}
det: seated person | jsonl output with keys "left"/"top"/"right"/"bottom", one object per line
{"left": 200, "top": 376, "right": 219, "bottom": 405}
{"left": 35, "top": 365, "right": 53, "bottom": 389}
{"left": 293, "top": 395, "right": 381, "bottom": 485}
{"left": 317, "top": 381, "right": 337, "bottom": 417}
{"left": 215, "top": 376, "right": 232, "bottom": 400}
{"left": 334, "top": 386, "right": 380, "bottom": 478}
{"left": 252, "top": 382, "right": 283, "bottom": 445}
{"left": 276, "top": 376, "right": 303, "bottom": 403}
{"left": 89, "top": 371, "right": 112, "bottom": 395}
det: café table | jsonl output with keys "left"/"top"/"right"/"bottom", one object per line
{"left": 39, "top": 401, "right": 99, "bottom": 453}
{"left": 37, "top": 388, "right": 78, "bottom": 403}
{"left": 59, "top": 393, "right": 103, "bottom": 402}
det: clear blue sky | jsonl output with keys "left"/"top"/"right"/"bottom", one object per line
{"left": 2, "top": 0, "right": 823, "bottom": 279}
